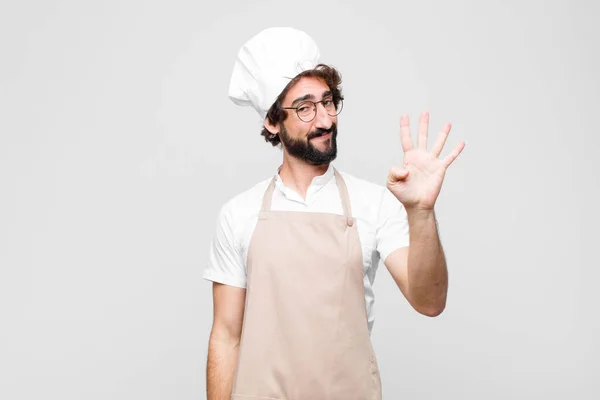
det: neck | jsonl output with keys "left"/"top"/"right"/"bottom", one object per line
{"left": 278, "top": 154, "right": 330, "bottom": 200}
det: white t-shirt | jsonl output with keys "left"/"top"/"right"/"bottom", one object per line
{"left": 202, "top": 164, "right": 410, "bottom": 332}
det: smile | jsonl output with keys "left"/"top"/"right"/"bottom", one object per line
{"left": 310, "top": 132, "right": 331, "bottom": 140}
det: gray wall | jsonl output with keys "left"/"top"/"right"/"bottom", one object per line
{"left": 1, "top": 0, "right": 598, "bottom": 399}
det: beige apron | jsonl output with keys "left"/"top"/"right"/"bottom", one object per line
{"left": 231, "top": 169, "right": 382, "bottom": 400}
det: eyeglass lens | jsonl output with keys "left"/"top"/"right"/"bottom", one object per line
{"left": 296, "top": 99, "right": 343, "bottom": 122}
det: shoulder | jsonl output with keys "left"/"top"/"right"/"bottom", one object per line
{"left": 336, "top": 169, "right": 404, "bottom": 218}
{"left": 217, "top": 176, "right": 272, "bottom": 224}
{"left": 337, "top": 169, "right": 388, "bottom": 202}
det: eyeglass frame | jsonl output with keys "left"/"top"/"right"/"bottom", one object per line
{"left": 282, "top": 97, "right": 344, "bottom": 122}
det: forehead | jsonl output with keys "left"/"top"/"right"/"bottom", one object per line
{"left": 283, "top": 76, "right": 331, "bottom": 104}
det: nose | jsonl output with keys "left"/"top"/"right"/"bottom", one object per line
{"left": 313, "top": 102, "right": 333, "bottom": 129}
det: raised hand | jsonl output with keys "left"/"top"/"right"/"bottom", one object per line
{"left": 387, "top": 111, "right": 465, "bottom": 211}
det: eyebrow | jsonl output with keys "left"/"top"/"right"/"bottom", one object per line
{"left": 291, "top": 90, "right": 333, "bottom": 106}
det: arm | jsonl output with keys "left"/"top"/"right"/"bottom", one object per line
{"left": 384, "top": 209, "right": 447, "bottom": 317}
{"left": 206, "top": 282, "right": 246, "bottom": 400}
{"left": 384, "top": 111, "right": 464, "bottom": 317}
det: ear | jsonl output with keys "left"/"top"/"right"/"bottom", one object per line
{"left": 263, "top": 116, "right": 279, "bottom": 135}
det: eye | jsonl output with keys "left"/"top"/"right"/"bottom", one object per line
{"left": 297, "top": 104, "right": 312, "bottom": 113}
{"left": 322, "top": 99, "right": 333, "bottom": 107}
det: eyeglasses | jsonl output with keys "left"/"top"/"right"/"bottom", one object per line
{"left": 283, "top": 98, "right": 343, "bottom": 122}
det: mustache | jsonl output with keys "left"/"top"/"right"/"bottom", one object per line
{"left": 307, "top": 124, "right": 336, "bottom": 140}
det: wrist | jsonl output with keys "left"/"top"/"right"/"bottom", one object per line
{"left": 405, "top": 205, "right": 435, "bottom": 216}
{"left": 405, "top": 206, "right": 436, "bottom": 224}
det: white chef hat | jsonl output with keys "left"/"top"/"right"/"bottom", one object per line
{"left": 228, "top": 27, "right": 321, "bottom": 121}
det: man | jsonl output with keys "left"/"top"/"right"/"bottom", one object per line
{"left": 203, "top": 27, "right": 465, "bottom": 400}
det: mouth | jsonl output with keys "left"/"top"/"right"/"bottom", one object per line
{"left": 310, "top": 132, "right": 331, "bottom": 141}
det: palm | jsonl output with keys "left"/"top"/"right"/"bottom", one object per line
{"left": 387, "top": 112, "right": 465, "bottom": 210}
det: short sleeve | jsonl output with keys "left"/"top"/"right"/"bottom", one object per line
{"left": 375, "top": 188, "right": 410, "bottom": 262}
{"left": 202, "top": 204, "right": 247, "bottom": 288}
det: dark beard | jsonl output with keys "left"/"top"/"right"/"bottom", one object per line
{"left": 279, "top": 123, "right": 338, "bottom": 166}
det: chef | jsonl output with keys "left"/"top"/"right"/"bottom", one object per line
{"left": 203, "top": 27, "right": 465, "bottom": 400}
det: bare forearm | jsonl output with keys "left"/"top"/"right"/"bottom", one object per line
{"left": 406, "top": 208, "right": 447, "bottom": 316}
{"left": 206, "top": 333, "right": 239, "bottom": 400}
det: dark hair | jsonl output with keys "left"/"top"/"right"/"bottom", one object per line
{"left": 261, "top": 63, "right": 344, "bottom": 146}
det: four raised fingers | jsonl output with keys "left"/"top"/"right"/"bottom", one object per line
{"left": 401, "top": 112, "right": 464, "bottom": 166}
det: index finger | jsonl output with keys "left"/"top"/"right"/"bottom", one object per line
{"left": 400, "top": 114, "right": 414, "bottom": 152}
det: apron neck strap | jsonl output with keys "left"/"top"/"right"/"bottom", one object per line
{"left": 261, "top": 177, "right": 277, "bottom": 211}
{"left": 260, "top": 167, "right": 353, "bottom": 218}
{"left": 333, "top": 168, "right": 353, "bottom": 218}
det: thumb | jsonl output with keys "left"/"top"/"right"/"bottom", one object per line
{"left": 388, "top": 166, "right": 410, "bottom": 182}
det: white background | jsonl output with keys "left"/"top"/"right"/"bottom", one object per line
{"left": 1, "top": 0, "right": 598, "bottom": 399}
